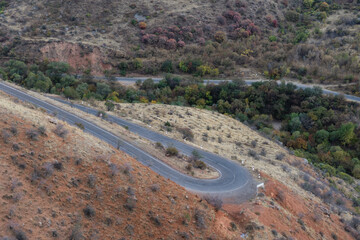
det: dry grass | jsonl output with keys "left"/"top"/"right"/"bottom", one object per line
{"left": 0, "top": 81, "right": 218, "bottom": 179}
{"left": 78, "top": 100, "right": 330, "bottom": 201}
{"left": 0, "top": 91, "right": 240, "bottom": 239}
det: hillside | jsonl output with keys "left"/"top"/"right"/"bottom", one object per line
{"left": 0, "top": 0, "right": 359, "bottom": 86}
{"left": 0, "top": 92, "right": 238, "bottom": 239}
{"left": 1, "top": 81, "right": 359, "bottom": 239}
{"left": 67, "top": 98, "right": 360, "bottom": 240}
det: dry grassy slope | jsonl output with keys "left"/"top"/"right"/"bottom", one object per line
{"left": 89, "top": 102, "right": 357, "bottom": 206}
{"left": 95, "top": 102, "right": 300, "bottom": 191}
{"left": 0, "top": 93, "right": 240, "bottom": 239}
{"left": 86, "top": 101, "right": 358, "bottom": 240}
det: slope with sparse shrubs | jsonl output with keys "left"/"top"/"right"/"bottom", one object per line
{"left": 0, "top": 92, "right": 240, "bottom": 239}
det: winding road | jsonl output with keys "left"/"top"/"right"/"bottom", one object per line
{"left": 0, "top": 81, "right": 255, "bottom": 196}
{"left": 2, "top": 76, "right": 357, "bottom": 196}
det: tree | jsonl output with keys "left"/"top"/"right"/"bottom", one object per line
{"left": 105, "top": 101, "right": 115, "bottom": 111}
{"left": 214, "top": 31, "right": 226, "bottom": 43}
{"left": 59, "top": 74, "right": 77, "bottom": 88}
{"left": 192, "top": 150, "right": 202, "bottom": 160}
{"left": 165, "top": 75, "right": 181, "bottom": 89}
{"left": 141, "top": 78, "right": 155, "bottom": 91}
{"left": 5, "top": 60, "right": 28, "bottom": 82}
{"left": 161, "top": 60, "right": 174, "bottom": 73}
{"left": 25, "top": 72, "right": 52, "bottom": 92}
{"left": 63, "top": 86, "right": 80, "bottom": 99}
{"left": 332, "top": 149, "right": 353, "bottom": 172}
{"left": 185, "top": 84, "right": 201, "bottom": 105}
{"left": 76, "top": 83, "right": 89, "bottom": 99}
{"left": 331, "top": 123, "right": 356, "bottom": 145}
{"left": 315, "top": 129, "right": 329, "bottom": 144}
{"left": 46, "top": 62, "right": 70, "bottom": 83}
{"left": 303, "top": 0, "right": 314, "bottom": 8}
{"left": 96, "top": 82, "right": 112, "bottom": 99}
{"left": 288, "top": 113, "right": 302, "bottom": 133}
{"left": 353, "top": 165, "right": 360, "bottom": 179}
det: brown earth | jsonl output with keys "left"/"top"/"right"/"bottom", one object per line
{"left": 0, "top": 81, "right": 218, "bottom": 179}
{"left": 0, "top": 92, "right": 237, "bottom": 239}
{"left": 224, "top": 172, "right": 356, "bottom": 240}
{"left": 76, "top": 100, "right": 360, "bottom": 239}
{"left": 1, "top": 85, "right": 359, "bottom": 239}
{"left": 40, "top": 42, "right": 112, "bottom": 76}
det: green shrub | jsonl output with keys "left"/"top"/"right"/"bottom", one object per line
{"left": 353, "top": 165, "right": 360, "bottom": 179}
{"left": 166, "top": 146, "right": 178, "bottom": 156}
{"left": 338, "top": 172, "right": 354, "bottom": 184}
{"left": 45, "top": 62, "right": 70, "bottom": 83}
{"left": 64, "top": 86, "right": 80, "bottom": 99}
{"left": 105, "top": 100, "right": 115, "bottom": 111}
{"left": 319, "top": 163, "right": 336, "bottom": 176}
{"left": 268, "top": 35, "right": 277, "bottom": 42}
{"left": 75, "top": 122, "right": 85, "bottom": 130}
{"left": 285, "top": 11, "right": 300, "bottom": 22}
{"left": 161, "top": 60, "right": 174, "bottom": 73}
{"left": 193, "top": 160, "right": 206, "bottom": 170}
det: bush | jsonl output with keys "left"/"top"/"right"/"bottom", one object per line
{"left": 155, "top": 142, "right": 164, "bottom": 150}
{"left": 338, "top": 172, "right": 354, "bottom": 184}
{"left": 53, "top": 124, "right": 68, "bottom": 138}
{"left": 139, "top": 21, "right": 147, "bottom": 29}
{"left": 194, "top": 209, "right": 206, "bottom": 229}
{"left": 268, "top": 35, "right": 277, "bottom": 42}
{"left": 109, "top": 163, "right": 119, "bottom": 177}
{"left": 166, "top": 146, "right": 178, "bottom": 156}
{"left": 149, "top": 184, "right": 160, "bottom": 192}
{"left": 10, "top": 125, "right": 18, "bottom": 136}
{"left": 87, "top": 174, "right": 96, "bottom": 188}
{"left": 75, "top": 122, "right": 84, "bottom": 130}
{"left": 214, "top": 31, "right": 226, "bottom": 43}
{"left": 83, "top": 205, "right": 96, "bottom": 218}
{"left": 53, "top": 161, "right": 63, "bottom": 170}
{"left": 285, "top": 11, "right": 299, "bottom": 22}
{"left": 193, "top": 160, "right": 206, "bottom": 170}
{"left": 204, "top": 196, "right": 223, "bottom": 211}
{"left": 69, "top": 226, "right": 83, "bottom": 240}
{"left": 124, "top": 197, "right": 136, "bottom": 211}
{"left": 38, "top": 126, "right": 46, "bottom": 136}
{"left": 248, "top": 149, "right": 259, "bottom": 159}
{"left": 1, "top": 129, "right": 11, "bottom": 143}
{"left": 260, "top": 148, "right": 267, "bottom": 156}
{"left": 63, "top": 87, "right": 80, "bottom": 99}
{"left": 276, "top": 153, "right": 285, "bottom": 160}
{"left": 177, "top": 127, "right": 194, "bottom": 141}
{"left": 161, "top": 60, "right": 174, "bottom": 73}
{"left": 26, "top": 129, "right": 39, "bottom": 141}
{"left": 148, "top": 211, "right": 162, "bottom": 226}
{"left": 191, "top": 150, "right": 202, "bottom": 160}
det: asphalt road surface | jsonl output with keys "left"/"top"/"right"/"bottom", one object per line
{"left": 0, "top": 81, "right": 255, "bottom": 196}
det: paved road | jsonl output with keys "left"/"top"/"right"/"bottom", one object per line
{"left": 0, "top": 81, "right": 255, "bottom": 195}
{"left": 107, "top": 76, "right": 360, "bottom": 103}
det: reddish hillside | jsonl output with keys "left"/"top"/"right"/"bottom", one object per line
{"left": 0, "top": 94, "right": 239, "bottom": 239}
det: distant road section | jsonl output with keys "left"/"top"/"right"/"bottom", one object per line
{"left": 0, "top": 81, "right": 255, "bottom": 197}
{"left": 104, "top": 76, "right": 360, "bottom": 103}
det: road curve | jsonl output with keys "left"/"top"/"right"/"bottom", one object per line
{"left": 0, "top": 81, "right": 254, "bottom": 195}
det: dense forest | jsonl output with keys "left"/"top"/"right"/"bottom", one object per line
{"left": 1, "top": 60, "right": 360, "bottom": 183}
